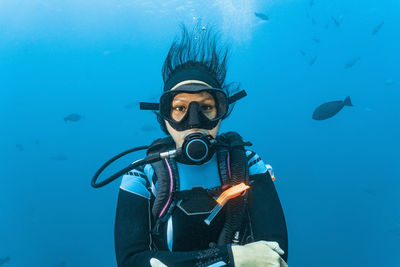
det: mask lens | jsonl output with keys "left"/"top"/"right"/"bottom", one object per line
{"left": 160, "top": 89, "right": 228, "bottom": 123}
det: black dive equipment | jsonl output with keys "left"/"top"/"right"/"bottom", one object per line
{"left": 140, "top": 88, "right": 247, "bottom": 131}
{"left": 91, "top": 133, "right": 217, "bottom": 188}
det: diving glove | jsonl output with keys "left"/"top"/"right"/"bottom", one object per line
{"left": 231, "top": 240, "right": 288, "bottom": 267}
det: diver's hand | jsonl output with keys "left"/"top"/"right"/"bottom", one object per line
{"left": 231, "top": 241, "right": 288, "bottom": 267}
{"left": 150, "top": 258, "right": 168, "bottom": 267}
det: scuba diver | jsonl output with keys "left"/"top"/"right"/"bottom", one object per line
{"left": 92, "top": 24, "right": 288, "bottom": 267}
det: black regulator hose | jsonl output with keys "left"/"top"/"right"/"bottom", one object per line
{"left": 91, "top": 146, "right": 152, "bottom": 188}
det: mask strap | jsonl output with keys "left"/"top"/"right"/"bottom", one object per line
{"left": 228, "top": 90, "right": 247, "bottom": 104}
{"left": 140, "top": 102, "right": 160, "bottom": 110}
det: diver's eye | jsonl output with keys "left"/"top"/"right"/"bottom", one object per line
{"left": 201, "top": 105, "right": 213, "bottom": 111}
{"left": 174, "top": 106, "right": 186, "bottom": 112}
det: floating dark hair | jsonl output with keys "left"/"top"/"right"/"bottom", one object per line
{"left": 157, "top": 22, "right": 241, "bottom": 135}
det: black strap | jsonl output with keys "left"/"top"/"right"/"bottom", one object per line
{"left": 140, "top": 102, "right": 160, "bottom": 110}
{"left": 228, "top": 90, "right": 247, "bottom": 104}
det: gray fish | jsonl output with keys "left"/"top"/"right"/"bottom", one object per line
{"left": 312, "top": 37, "right": 320, "bottom": 43}
{"left": 0, "top": 256, "right": 10, "bottom": 266}
{"left": 254, "top": 12, "right": 269, "bottom": 21}
{"left": 372, "top": 21, "right": 384, "bottom": 35}
{"left": 16, "top": 144, "right": 24, "bottom": 151}
{"left": 309, "top": 56, "right": 318, "bottom": 66}
{"left": 312, "top": 96, "right": 353, "bottom": 120}
{"left": 344, "top": 56, "right": 360, "bottom": 69}
{"left": 331, "top": 15, "right": 343, "bottom": 27}
{"left": 64, "top": 113, "right": 83, "bottom": 122}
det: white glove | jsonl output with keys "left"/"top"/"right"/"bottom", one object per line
{"left": 231, "top": 240, "right": 288, "bottom": 267}
{"left": 150, "top": 258, "right": 168, "bottom": 267}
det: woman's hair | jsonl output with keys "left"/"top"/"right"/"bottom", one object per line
{"left": 156, "top": 22, "right": 240, "bottom": 135}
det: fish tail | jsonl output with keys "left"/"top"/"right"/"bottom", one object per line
{"left": 344, "top": 96, "right": 353, "bottom": 106}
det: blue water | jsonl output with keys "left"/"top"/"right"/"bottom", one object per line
{"left": 1, "top": 0, "right": 399, "bottom": 266}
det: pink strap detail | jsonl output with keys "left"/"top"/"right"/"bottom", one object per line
{"left": 159, "top": 159, "right": 173, "bottom": 218}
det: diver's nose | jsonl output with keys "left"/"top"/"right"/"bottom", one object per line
{"left": 187, "top": 102, "right": 202, "bottom": 128}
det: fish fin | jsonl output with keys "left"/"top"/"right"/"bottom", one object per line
{"left": 343, "top": 96, "right": 353, "bottom": 106}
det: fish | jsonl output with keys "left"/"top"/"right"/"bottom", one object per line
{"left": 300, "top": 50, "right": 306, "bottom": 56}
{"left": 312, "top": 96, "right": 353, "bottom": 120}
{"left": 0, "top": 256, "right": 10, "bottom": 266}
{"left": 64, "top": 113, "right": 83, "bottom": 122}
{"left": 312, "top": 17, "right": 316, "bottom": 25}
{"left": 372, "top": 21, "right": 384, "bottom": 35}
{"left": 331, "top": 15, "right": 343, "bottom": 27}
{"left": 309, "top": 56, "right": 318, "bottom": 66}
{"left": 16, "top": 144, "right": 24, "bottom": 151}
{"left": 254, "top": 12, "right": 269, "bottom": 21}
{"left": 309, "top": 0, "right": 314, "bottom": 7}
{"left": 344, "top": 56, "right": 360, "bottom": 69}
{"left": 313, "top": 37, "right": 320, "bottom": 43}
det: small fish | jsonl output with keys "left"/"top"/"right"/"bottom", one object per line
{"left": 64, "top": 113, "right": 83, "bottom": 122}
{"left": 309, "top": 0, "right": 314, "bottom": 7}
{"left": 313, "top": 37, "right": 320, "bottom": 43}
{"left": 35, "top": 139, "right": 40, "bottom": 145}
{"left": 372, "top": 21, "right": 384, "bottom": 35}
{"left": 300, "top": 50, "right": 306, "bottom": 56}
{"left": 325, "top": 20, "right": 330, "bottom": 29}
{"left": 0, "top": 256, "right": 10, "bottom": 266}
{"left": 16, "top": 144, "right": 24, "bottom": 151}
{"left": 309, "top": 56, "right": 318, "bottom": 66}
{"left": 312, "top": 17, "right": 316, "bottom": 25}
{"left": 344, "top": 56, "right": 361, "bottom": 69}
{"left": 312, "top": 96, "right": 353, "bottom": 120}
{"left": 361, "top": 187, "right": 376, "bottom": 196}
{"left": 58, "top": 261, "right": 66, "bottom": 267}
{"left": 254, "top": 12, "right": 269, "bottom": 21}
{"left": 141, "top": 125, "right": 158, "bottom": 132}
{"left": 331, "top": 15, "right": 343, "bottom": 27}
{"left": 52, "top": 154, "right": 68, "bottom": 161}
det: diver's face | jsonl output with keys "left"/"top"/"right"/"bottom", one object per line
{"left": 171, "top": 92, "right": 217, "bottom": 121}
{"left": 166, "top": 91, "right": 221, "bottom": 148}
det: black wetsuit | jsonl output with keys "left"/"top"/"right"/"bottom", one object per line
{"left": 114, "top": 150, "right": 288, "bottom": 267}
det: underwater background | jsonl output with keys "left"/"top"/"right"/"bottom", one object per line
{"left": 1, "top": 0, "right": 399, "bottom": 266}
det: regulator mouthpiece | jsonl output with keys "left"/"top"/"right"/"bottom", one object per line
{"left": 180, "top": 133, "right": 216, "bottom": 165}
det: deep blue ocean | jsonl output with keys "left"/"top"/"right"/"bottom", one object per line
{"left": 1, "top": 0, "right": 399, "bottom": 266}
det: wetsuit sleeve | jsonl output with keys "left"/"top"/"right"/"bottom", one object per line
{"left": 114, "top": 168, "right": 233, "bottom": 267}
{"left": 246, "top": 151, "right": 289, "bottom": 262}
